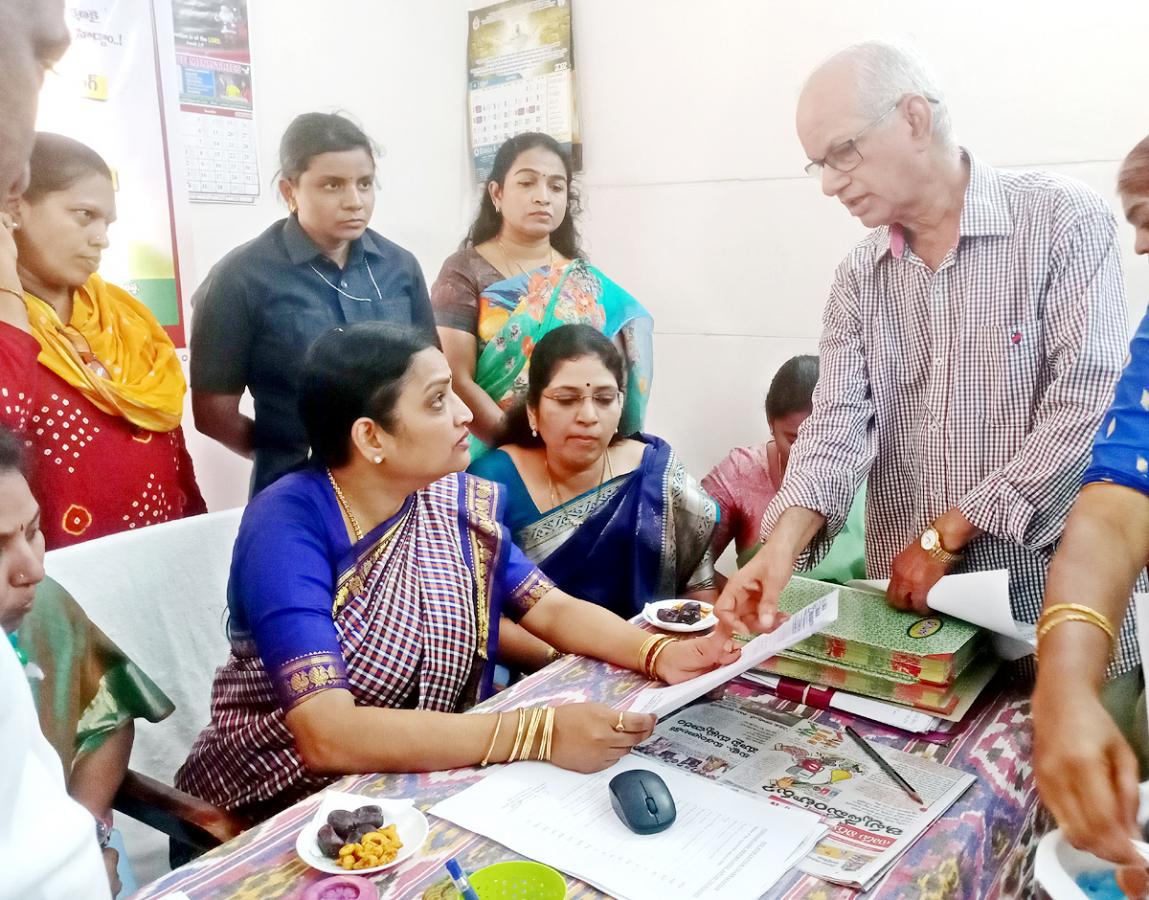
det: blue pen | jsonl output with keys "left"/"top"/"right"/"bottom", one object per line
{"left": 444, "top": 857, "right": 481, "bottom": 900}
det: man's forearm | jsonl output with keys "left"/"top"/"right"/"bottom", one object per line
{"left": 765, "top": 506, "right": 827, "bottom": 563}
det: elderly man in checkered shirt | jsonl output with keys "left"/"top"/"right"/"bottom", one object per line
{"left": 715, "top": 41, "right": 1140, "bottom": 681}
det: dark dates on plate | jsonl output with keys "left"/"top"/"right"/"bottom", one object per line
{"left": 657, "top": 601, "right": 705, "bottom": 625}
{"left": 326, "top": 808, "right": 357, "bottom": 839}
{"left": 352, "top": 804, "right": 385, "bottom": 829}
{"left": 317, "top": 823, "right": 344, "bottom": 859}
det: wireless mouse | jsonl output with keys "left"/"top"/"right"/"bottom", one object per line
{"left": 608, "top": 768, "right": 677, "bottom": 835}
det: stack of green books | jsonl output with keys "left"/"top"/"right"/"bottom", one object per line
{"left": 752, "top": 576, "right": 992, "bottom": 716}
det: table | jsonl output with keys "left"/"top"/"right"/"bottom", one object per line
{"left": 131, "top": 655, "right": 1047, "bottom": 899}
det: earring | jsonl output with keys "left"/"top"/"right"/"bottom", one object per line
{"left": 288, "top": 201, "right": 297, "bottom": 214}
{"left": 372, "top": 455, "right": 383, "bottom": 464}
{"left": 494, "top": 203, "right": 501, "bottom": 214}
{"left": 530, "top": 427, "right": 537, "bottom": 437}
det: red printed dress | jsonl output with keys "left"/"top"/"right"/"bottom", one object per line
{"left": 0, "top": 322, "right": 206, "bottom": 549}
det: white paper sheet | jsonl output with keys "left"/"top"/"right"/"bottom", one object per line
{"left": 628, "top": 592, "right": 840, "bottom": 718}
{"left": 848, "top": 571, "right": 1036, "bottom": 660}
{"left": 430, "top": 755, "right": 826, "bottom": 900}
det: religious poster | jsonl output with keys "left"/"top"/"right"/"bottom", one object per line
{"left": 170, "top": 0, "right": 260, "bottom": 203}
{"left": 467, "top": 0, "right": 580, "bottom": 181}
{"left": 36, "top": 0, "right": 187, "bottom": 345}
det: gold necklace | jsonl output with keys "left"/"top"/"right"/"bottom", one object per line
{"left": 326, "top": 468, "right": 363, "bottom": 541}
{"left": 545, "top": 446, "right": 613, "bottom": 510}
{"left": 497, "top": 237, "right": 556, "bottom": 277}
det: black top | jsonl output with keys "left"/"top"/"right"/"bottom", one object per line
{"left": 189, "top": 216, "right": 437, "bottom": 495}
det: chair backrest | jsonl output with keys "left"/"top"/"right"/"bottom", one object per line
{"left": 44, "top": 508, "right": 242, "bottom": 785}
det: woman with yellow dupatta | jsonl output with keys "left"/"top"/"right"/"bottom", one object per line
{"left": 0, "top": 133, "right": 204, "bottom": 548}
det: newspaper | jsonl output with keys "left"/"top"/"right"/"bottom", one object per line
{"left": 633, "top": 696, "right": 974, "bottom": 890}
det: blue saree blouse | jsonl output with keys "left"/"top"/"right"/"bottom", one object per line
{"left": 228, "top": 466, "right": 552, "bottom": 709}
{"left": 1085, "top": 303, "right": 1149, "bottom": 496}
{"left": 469, "top": 434, "right": 717, "bottom": 618}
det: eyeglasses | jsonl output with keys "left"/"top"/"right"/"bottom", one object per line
{"left": 540, "top": 389, "right": 623, "bottom": 411}
{"left": 803, "top": 95, "right": 939, "bottom": 177}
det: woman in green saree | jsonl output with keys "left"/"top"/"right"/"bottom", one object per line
{"left": 0, "top": 426, "right": 173, "bottom": 895}
{"left": 432, "top": 133, "right": 653, "bottom": 456}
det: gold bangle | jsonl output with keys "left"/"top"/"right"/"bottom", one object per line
{"left": 643, "top": 636, "right": 668, "bottom": 679}
{"left": 544, "top": 706, "right": 556, "bottom": 761}
{"left": 519, "top": 707, "right": 544, "bottom": 762}
{"left": 480, "top": 712, "right": 505, "bottom": 767}
{"left": 0, "top": 287, "right": 23, "bottom": 302}
{"left": 1037, "top": 603, "right": 1116, "bottom": 642}
{"left": 637, "top": 634, "right": 661, "bottom": 674}
{"left": 648, "top": 643, "right": 673, "bottom": 681}
{"left": 537, "top": 706, "right": 555, "bottom": 761}
{"left": 1037, "top": 612, "right": 1115, "bottom": 644}
{"left": 506, "top": 708, "right": 528, "bottom": 763}
{"left": 642, "top": 635, "right": 673, "bottom": 678}
{"left": 645, "top": 637, "right": 676, "bottom": 681}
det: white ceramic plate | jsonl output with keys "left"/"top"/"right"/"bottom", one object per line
{"left": 642, "top": 599, "right": 717, "bottom": 633}
{"left": 295, "top": 789, "right": 428, "bottom": 875}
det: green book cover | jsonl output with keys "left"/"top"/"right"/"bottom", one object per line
{"left": 777, "top": 576, "right": 984, "bottom": 686}
{"left": 757, "top": 651, "right": 998, "bottom": 716}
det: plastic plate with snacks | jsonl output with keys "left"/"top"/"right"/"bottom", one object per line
{"left": 642, "top": 599, "right": 717, "bottom": 633}
{"left": 296, "top": 790, "right": 428, "bottom": 875}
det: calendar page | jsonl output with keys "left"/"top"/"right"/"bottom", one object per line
{"left": 171, "top": 0, "right": 260, "bottom": 204}
{"left": 467, "top": 0, "right": 579, "bottom": 181}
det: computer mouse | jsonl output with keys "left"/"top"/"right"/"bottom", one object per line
{"left": 608, "top": 768, "right": 677, "bottom": 835}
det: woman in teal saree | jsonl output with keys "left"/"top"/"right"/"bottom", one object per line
{"left": 432, "top": 133, "right": 653, "bottom": 455}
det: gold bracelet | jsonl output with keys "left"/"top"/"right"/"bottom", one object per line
{"left": 1036, "top": 612, "right": 1115, "bottom": 645}
{"left": 648, "top": 643, "right": 671, "bottom": 680}
{"left": 641, "top": 635, "right": 674, "bottom": 679}
{"left": 643, "top": 636, "right": 668, "bottom": 679}
{"left": 646, "top": 638, "right": 675, "bottom": 681}
{"left": 506, "top": 708, "right": 528, "bottom": 763}
{"left": 637, "top": 634, "right": 661, "bottom": 674}
{"left": 541, "top": 706, "right": 555, "bottom": 761}
{"left": 1037, "top": 603, "right": 1116, "bottom": 642}
{"left": 479, "top": 712, "right": 505, "bottom": 767}
{"left": 519, "top": 707, "right": 544, "bottom": 762}
{"left": 0, "top": 287, "right": 23, "bottom": 302}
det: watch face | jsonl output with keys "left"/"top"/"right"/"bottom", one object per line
{"left": 921, "top": 528, "right": 939, "bottom": 551}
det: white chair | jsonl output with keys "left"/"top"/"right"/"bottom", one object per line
{"left": 45, "top": 508, "right": 245, "bottom": 883}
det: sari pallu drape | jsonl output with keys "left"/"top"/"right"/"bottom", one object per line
{"left": 473, "top": 259, "right": 653, "bottom": 455}
{"left": 513, "top": 435, "right": 716, "bottom": 618}
{"left": 175, "top": 474, "right": 523, "bottom": 815}
{"left": 17, "top": 576, "right": 174, "bottom": 770}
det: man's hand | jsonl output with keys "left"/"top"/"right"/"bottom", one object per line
{"left": 714, "top": 541, "right": 792, "bottom": 636}
{"left": 886, "top": 541, "right": 950, "bottom": 613}
{"left": 716, "top": 507, "right": 826, "bottom": 635}
{"left": 887, "top": 509, "right": 981, "bottom": 613}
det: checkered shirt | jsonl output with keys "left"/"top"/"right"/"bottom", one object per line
{"left": 762, "top": 151, "right": 1140, "bottom": 676}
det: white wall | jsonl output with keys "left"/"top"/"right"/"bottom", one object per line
{"left": 174, "top": 0, "right": 1149, "bottom": 508}
{"left": 168, "top": 0, "right": 477, "bottom": 508}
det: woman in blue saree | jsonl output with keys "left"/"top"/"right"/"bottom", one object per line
{"left": 432, "top": 133, "right": 653, "bottom": 455}
{"left": 175, "top": 323, "right": 738, "bottom": 819}
{"left": 469, "top": 325, "right": 717, "bottom": 669}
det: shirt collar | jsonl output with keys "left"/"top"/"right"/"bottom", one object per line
{"left": 878, "top": 148, "right": 1013, "bottom": 260}
{"left": 282, "top": 214, "right": 382, "bottom": 267}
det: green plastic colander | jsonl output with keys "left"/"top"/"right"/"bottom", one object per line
{"left": 468, "top": 861, "right": 567, "bottom": 899}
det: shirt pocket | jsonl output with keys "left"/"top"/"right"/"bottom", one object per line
{"left": 973, "top": 322, "right": 1042, "bottom": 425}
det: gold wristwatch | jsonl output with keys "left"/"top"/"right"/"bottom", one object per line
{"left": 920, "top": 525, "right": 963, "bottom": 565}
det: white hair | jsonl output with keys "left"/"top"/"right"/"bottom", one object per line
{"left": 814, "top": 41, "right": 954, "bottom": 147}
